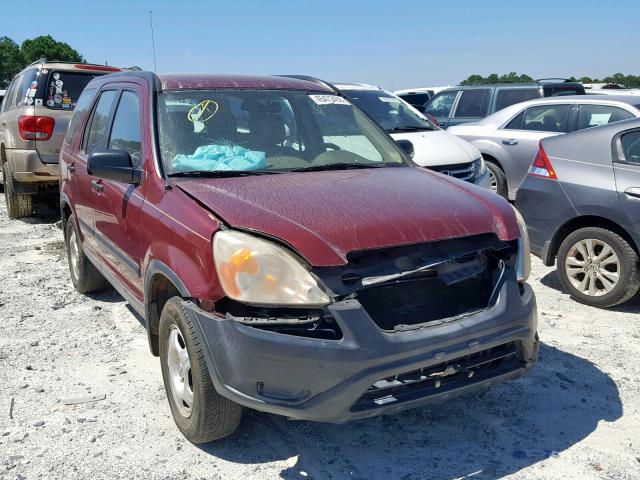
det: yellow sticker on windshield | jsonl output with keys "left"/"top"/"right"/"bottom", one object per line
{"left": 187, "top": 100, "right": 219, "bottom": 132}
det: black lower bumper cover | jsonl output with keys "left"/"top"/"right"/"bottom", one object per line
{"left": 187, "top": 281, "right": 538, "bottom": 423}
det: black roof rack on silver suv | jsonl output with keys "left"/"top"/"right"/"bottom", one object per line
{"left": 535, "top": 78, "right": 575, "bottom": 83}
{"left": 275, "top": 74, "right": 339, "bottom": 92}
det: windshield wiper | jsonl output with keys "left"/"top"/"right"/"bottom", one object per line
{"left": 387, "top": 126, "right": 432, "bottom": 132}
{"left": 168, "top": 170, "right": 281, "bottom": 178}
{"left": 290, "top": 163, "right": 387, "bottom": 173}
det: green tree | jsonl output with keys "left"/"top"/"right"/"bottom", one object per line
{"left": 20, "top": 35, "right": 84, "bottom": 64}
{"left": 0, "top": 36, "right": 24, "bottom": 88}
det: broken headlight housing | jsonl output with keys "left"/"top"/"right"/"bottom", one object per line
{"left": 213, "top": 230, "right": 331, "bottom": 307}
{"left": 512, "top": 206, "right": 531, "bottom": 282}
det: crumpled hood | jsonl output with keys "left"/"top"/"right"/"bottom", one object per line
{"left": 390, "top": 130, "right": 481, "bottom": 167}
{"left": 175, "top": 167, "right": 518, "bottom": 267}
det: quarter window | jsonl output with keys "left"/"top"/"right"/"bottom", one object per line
{"left": 84, "top": 90, "right": 117, "bottom": 155}
{"left": 577, "top": 105, "right": 635, "bottom": 130}
{"left": 453, "top": 89, "right": 491, "bottom": 118}
{"left": 621, "top": 130, "right": 640, "bottom": 164}
{"left": 425, "top": 91, "right": 458, "bottom": 118}
{"left": 16, "top": 70, "right": 38, "bottom": 107}
{"left": 109, "top": 91, "right": 142, "bottom": 165}
{"left": 65, "top": 88, "right": 97, "bottom": 145}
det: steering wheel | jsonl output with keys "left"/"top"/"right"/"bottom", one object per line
{"left": 321, "top": 142, "right": 341, "bottom": 151}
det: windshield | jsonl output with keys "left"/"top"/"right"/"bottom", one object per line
{"left": 40, "top": 71, "right": 101, "bottom": 110}
{"left": 341, "top": 89, "right": 436, "bottom": 132}
{"left": 157, "top": 89, "right": 406, "bottom": 176}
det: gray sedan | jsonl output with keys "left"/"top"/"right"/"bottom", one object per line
{"left": 448, "top": 95, "right": 640, "bottom": 199}
{"left": 516, "top": 118, "right": 640, "bottom": 307}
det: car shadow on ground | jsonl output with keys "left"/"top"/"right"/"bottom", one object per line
{"left": 19, "top": 201, "right": 61, "bottom": 225}
{"left": 540, "top": 269, "right": 640, "bottom": 313}
{"left": 200, "top": 343, "right": 621, "bottom": 479}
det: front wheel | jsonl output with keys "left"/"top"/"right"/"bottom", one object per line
{"left": 485, "top": 161, "right": 508, "bottom": 199}
{"left": 159, "top": 297, "right": 242, "bottom": 443}
{"left": 557, "top": 227, "right": 640, "bottom": 307}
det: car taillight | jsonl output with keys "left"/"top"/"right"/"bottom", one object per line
{"left": 18, "top": 116, "right": 55, "bottom": 141}
{"left": 528, "top": 143, "right": 557, "bottom": 180}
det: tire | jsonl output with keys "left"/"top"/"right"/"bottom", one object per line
{"left": 159, "top": 297, "right": 242, "bottom": 444}
{"left": 557, "top": 227, "right": 640, "bottom": 307}
{"left": 2, "top": 163, "right": 32, "bottom": 219}
{"left": 485, "top": 161, "right": 508, "bottom": 199}
{"left": 65, "top": 216, "right": 108, "bottom": 294}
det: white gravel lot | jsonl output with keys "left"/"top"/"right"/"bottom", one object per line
{"left": 0, "top": 195, "right": 639, "bottom": 480}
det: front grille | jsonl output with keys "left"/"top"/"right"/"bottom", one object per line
{"left": 356, "top": 263, "right": 495, "bottom": 331}
{"left": 351, "top": 342, "right": 522, "bottom": 412}
{"left": 430, "top": 160, "right": 476, "bottom": 182}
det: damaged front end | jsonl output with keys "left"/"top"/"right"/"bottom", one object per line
{"left": 194, "top": 232, "right": 537, "bottom": 422}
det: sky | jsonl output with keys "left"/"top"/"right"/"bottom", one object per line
{"left": 2, "top": 0, "right": 639, "bottom": 91}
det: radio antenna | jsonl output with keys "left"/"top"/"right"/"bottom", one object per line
{"left": 149, "top": 10, "right": 158, "bottom": 72}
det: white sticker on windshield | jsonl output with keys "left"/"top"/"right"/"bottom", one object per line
{"left": 379, "top": 96, "right": 400, "bottom": 103}
{"left": 309, "top": 94, "right": 350, "bottom": 106}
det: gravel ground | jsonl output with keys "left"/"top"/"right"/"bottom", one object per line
{"left": 1, "top": 196, "right": 639, "bottom": 480}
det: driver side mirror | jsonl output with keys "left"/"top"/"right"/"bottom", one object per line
{"left": 396, "top": 139, "right": 415, "bottom": 159}
{"left": 87, "top": 149, "right": 141, "bottom": 185}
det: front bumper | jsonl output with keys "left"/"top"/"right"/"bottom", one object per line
{"left": 5, "top": 148, "right": 60, "bottom": 184}
{"left": 187, "top": 279, "right": 538, "bottom": 423}
{"left": 474, "top": 168, "right": 492, "bottom": 190}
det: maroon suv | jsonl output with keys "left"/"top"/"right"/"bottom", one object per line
{"left": 60, "top": 72, "right": 538, "bottom": 443}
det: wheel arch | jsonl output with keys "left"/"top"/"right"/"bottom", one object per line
{"left": 144, "top": 260, "right": 191, "bottom": 356}
{"left": 547, "top": 215, "right": 640, "bottom": 265}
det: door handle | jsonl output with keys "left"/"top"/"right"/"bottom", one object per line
{"left": 624, "top": 187, "right": 640, "bottom": 199}
{"left": 68, "top": 163, "right": 76, "bottom": 174}
{"left": 502, "top": 139, "right": 519, "bottom": 146}
{"left": 91, "top": 180, "right": 104, "bottom": 193}
{"left": 1, "top": 121, "right": 6, "bottom": 126}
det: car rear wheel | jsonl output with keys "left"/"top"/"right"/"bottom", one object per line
{"left": 557, "top": 227, "right": 640, "bottom": 307}
{"left": 2, "top": 163, "right": 32, "bottom": 219}
{"left": 159, "top": 297, "right": 242, "bottom": 444}
{"left": 65, "top": 216, "right": 108, "bottom": 294}
{"left": 485, "top": 161, "right": 507, "bottom": 198}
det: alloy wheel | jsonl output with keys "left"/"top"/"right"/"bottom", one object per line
{"left": 488, "top": 169, "right": 498, "bottom": 191}
{"left": 68, "top": 227, "right": 81, "bottom": 281}
{"left": 564, "top": 238, "right": 620, "bottom": 297}
{"left": 166, "top": 326, "right": 193, "bottom": 418}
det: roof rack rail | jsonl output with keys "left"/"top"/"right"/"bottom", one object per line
{"left": 26, "top": 58, "right": 120, "bottom": 69}
{"left": 535, "top": 78, "right": 574, "bottom": 83}
{"left": 275, "top": 74, "right": 338, "bottom": 92}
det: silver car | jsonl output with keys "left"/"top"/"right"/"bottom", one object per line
{"left": 0, "top": 60, "right": 120, "bottom": 218}
{"left": 448, "top": 95, "right": 640, "bottom": 199}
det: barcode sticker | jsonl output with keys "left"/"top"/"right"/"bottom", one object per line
{"left": 309, "top": 94, "right": 350, "bottom": 106}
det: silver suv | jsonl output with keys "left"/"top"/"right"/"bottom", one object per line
{"left": 0, "top": 59, "right": 120, "bottom": 218}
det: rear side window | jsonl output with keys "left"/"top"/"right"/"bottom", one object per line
{"left": 399, "top": 93, "right": 431, "bottom": 106}
{"left": 453, "top": 89, "right": 491, "bottom": 118}
{"left": 65, "top": 88, "right": 97, "bottom": 145}
{"left": 621, "top": 130, "right": 640, "bottom": 164}
{"left": 1, "top": 77, "right": 19, "bottom": 112}
{"left": 84, "top": 90, "right": 117, "bottom": 155}
{"left": 425, "top": 91, "right": 458, "bottom": 118}
{"left": 577, "top": 104, "right": 635, "bottom": 130}
{"left": 44, "top": 71, "right": 101, "bottom": 110}
{"left": 16, "top": 69, "right": 38, "bottom": 107}
{"left": 108, "top": 91, "right": 142, "bottom": 165}
{"left": 516, "top": 104, "right": 572, "bottom": 132}
{"left": 544, "top": 85, "right": 584, "bottom": 97}
{"left": 495, "top": 88, "right": 539, "bottom": 111}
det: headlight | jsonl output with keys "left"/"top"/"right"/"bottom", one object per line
{"left": 213, "top": 230, "right": 331, "bottom": 307}
{"left": 474, "top": 157, "right": 487, "bottom": 178}
{"left": 512, "top": 206, "right": 531, "bottom": 282}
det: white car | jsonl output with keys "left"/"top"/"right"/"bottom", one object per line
{"left": 335, "top": 83, "right": 491, "bottom": 190}
{"left": 448, "top": 95, "right": 640, "bottom": 199}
